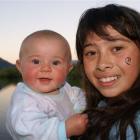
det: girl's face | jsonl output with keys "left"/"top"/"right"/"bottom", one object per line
{"left": 83, "top": 26, "right": 140, "bottom": 97}
{"left": 16, "top": 37, "right": 72, "bottom": 93}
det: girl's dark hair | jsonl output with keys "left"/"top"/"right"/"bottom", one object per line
{"left": 76, "top": 4, "right": 140, "bottom": 140}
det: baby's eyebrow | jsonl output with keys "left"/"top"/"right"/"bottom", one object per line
{"left": 28, "top": 54, "right": 40, "bottom": 58}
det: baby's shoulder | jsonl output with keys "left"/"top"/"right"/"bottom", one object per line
{"left": 61, "top": 82, "right": 84, "bottom": 96}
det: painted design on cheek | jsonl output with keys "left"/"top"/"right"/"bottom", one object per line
{"left": 125, "top": 57, "right": 131, "bottom": 65}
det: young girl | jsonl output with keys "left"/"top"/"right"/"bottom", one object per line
{"left": 75, "top": 4, "right": 140, "bottom": 140}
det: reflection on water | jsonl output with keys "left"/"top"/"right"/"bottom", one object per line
{"left": 0, "top": 84, "right": 16, "bottom": 140}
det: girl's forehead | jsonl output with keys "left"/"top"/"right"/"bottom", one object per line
{"left": 85, "top": 26, "right": 131, "bottom": 44}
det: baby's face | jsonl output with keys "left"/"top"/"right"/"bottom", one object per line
{"left": 16, "top": 37, "right": 72, "bottom": 93}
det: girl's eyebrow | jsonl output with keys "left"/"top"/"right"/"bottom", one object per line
{"left": 84, "top": 43, "right": 97, "bottom": 48}
{"left": 84, "top": 36, "right": 131, "bottom": 48}
{"left": 104, "top": 34, "right": 132, "bottom": 42}
{"left": 84, "top": 43, "right": 92, "bottom": 48}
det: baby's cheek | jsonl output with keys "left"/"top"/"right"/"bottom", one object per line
{"left": 56, "top": 70, "right": 68, "bottom": 84}
{"left": 56, "top": 75, "right": 66, "bottom": 83}
{"left": 23, "top": 71, "right": 35, "bottom": 84}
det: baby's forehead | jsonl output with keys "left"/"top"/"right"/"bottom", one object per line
{"left": 20, "top": 34, "right": 71, "bottom": 59}
{"left": 23, "top": 32, "right": 68, "bottom": 45}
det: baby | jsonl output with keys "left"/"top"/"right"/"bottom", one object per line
{"left": 6, "top": 30, "right": 87, "bottom": 140}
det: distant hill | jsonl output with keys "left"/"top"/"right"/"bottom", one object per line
{"left": 72, "top": 60, "right": 78, "bottom": 65}
{"left": 0, "top": 58, "right": 78, "bottom": 69}
{"left": 0, "top": 58, "right": 15, "bottom": 68}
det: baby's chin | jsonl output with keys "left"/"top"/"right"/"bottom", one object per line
{"left": 33, "top": 87, "right": 60, "bottom": 95}
{"left": 29, "top": 82, "right": 64, "bottom": 94}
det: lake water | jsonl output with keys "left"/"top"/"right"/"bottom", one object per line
{"left": 0, "top": 84, "right": 15, "bottom": 140}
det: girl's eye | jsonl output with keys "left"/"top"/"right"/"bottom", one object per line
{"left": 52, "top": 60, "right": 61, "bottom": 65}
{"left": 112, "top": 46, "right": 123, "bottom": 52}
{"left": 84, "top": 51, "right": 96, "bottom": 57}
{"left": 32, "top": 59, "right": 40, "bottom": 64}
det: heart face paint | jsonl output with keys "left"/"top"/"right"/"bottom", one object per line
{"left": 125, "top": 57, "right": 131, "bottom": 65}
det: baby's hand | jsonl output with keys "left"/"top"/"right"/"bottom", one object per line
{"left": 65, "top": 113, "right": 88, "bottom": 137}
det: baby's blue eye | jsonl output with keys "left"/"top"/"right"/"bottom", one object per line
{"left": 32, "top": 59, "right": 40, "bottom": 64}
{"left": 52, "top": 60, "right": 61, "bottom": 65}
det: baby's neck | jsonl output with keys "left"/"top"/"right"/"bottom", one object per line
{"left": 46, "top": 89, "right": 59, "bottom": 95}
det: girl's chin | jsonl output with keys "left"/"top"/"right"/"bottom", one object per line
{"left": 98, "top": 89, "right": 122, "bottom": 97}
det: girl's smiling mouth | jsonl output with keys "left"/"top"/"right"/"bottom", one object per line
{"left": 97, "top": 75, "right": 119, "bottom": 87}
{"left": 98, "top": 76, "right": 118, "bottom": 82}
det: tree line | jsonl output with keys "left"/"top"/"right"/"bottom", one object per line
{"left": 0, "top": 63, "right": 83, "bottom": 88}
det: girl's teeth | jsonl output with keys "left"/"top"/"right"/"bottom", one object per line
{"left": 99, "top": 76, "right": 117, "bottom": 82}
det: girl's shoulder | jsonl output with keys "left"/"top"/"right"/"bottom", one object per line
{"left": 135, "top": 110, "right": 140, "bottom": 126}
{"left": 126, "top": 110, "right": 140, "bottom": 139}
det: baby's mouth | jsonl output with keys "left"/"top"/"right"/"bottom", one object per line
{"left": 38, "top": 77, "right": 52, "bottom": 82}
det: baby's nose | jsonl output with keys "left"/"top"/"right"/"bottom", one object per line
{"left": 40, "top": 63, "right": 52, "bottom": 72}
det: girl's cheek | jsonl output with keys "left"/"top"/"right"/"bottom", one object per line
{"left": 115, "top": 54, "right": 131, "bottom": 67}
{"left": 124, "top": 57, "right": 131, "bottom": 65}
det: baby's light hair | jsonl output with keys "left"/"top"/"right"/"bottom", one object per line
{"left": 19, "top": 30, "right": 72, "bottom": 63}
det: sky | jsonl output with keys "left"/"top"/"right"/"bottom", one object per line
{"left": 0, "top": 0, "right": 140, "bottom": 64}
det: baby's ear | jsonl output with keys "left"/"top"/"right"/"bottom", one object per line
{"left": 16, "top": 59, "right": 22, "bottom": 73}
{"left": 69, "top": 64, "right": 73, "bottom": 72}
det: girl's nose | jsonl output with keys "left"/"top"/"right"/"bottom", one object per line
{"left": 96, "top": 54, "right": 113, "bottom": 71}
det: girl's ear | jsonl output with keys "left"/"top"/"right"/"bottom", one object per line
{"left": 16, "top": 59, "right": 22, "bottom": 73}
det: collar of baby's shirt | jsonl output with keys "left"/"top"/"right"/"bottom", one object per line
{"left": 17, "top": 82, "right": 37, "bottom": 95}
{"left": 18, "top": 82, "right": 66, "bottom": 99}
